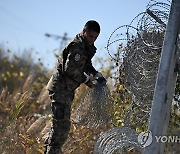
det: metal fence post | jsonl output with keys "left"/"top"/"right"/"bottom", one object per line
{"left": 144, "top": 0, "right": 180, "bottom": 153}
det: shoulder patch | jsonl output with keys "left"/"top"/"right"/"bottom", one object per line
{"left": 75, "top": 54, "right": 81, "bottom": 61}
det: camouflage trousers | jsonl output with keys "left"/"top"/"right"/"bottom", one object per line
{"left": 44, "top": 89, "right": 74, "bottom": 154}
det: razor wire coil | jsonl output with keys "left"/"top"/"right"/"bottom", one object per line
{"left": 94, "top": 0, "right": 173, "bottom": 153}
{"left": 74, "top": 0, "right": 174, "bottom": 153}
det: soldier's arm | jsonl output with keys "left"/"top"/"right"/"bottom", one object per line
{"left": 86, "top": 59, "right": 106, "bottom": 83}
{"left": 64, "top": 43, "right": 87, "bottom": 83}
{"left": 85, "top": 59, "right": 98, "bottom": 76}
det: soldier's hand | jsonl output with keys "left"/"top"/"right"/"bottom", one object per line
{"left": 84, "top": 72, "right": 95, "bottom": 88}
{"left": 96, "top": 76, "right": 106, "bottom": 83}
{"left": 85, "top": 80, "right": 94, "bottom": 88}
{"left": 95, "top": 72, "right": 106, "bottom": 83}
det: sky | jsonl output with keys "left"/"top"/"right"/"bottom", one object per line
{"left": 0, "top": 0, "right": 167, "bottom": 70}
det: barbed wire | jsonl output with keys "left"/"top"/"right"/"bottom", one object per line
{"left": 107, "top": 0, "right": 170, "bottom": 115}
{"left": 94, "top": 127, "right": 142, "bottom": 154}
{"left": 74, "top": 0, "right": 176, "bottom": 153}
{"left": 106, "top": 0, "right": 170, "bottom": 57}
{"left": 94, "top": 0, "right": 172, "bottom": 153}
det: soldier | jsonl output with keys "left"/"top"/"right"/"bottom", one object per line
{"left": 44, "top": 20, "right": 106, "bottom": 154}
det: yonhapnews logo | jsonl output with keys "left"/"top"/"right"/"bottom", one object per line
{"left": 137, "top": 130, "right": 180, "bottom": 148}
{"left": 138, "top": 130, "right": 152, "bottom": 148}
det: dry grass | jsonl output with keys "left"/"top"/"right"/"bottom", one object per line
{"left": 0, "top": 75, "right": 113, "bottom": 154}
{"left": 0, "top": 48, "right": 179, "bottom": 154}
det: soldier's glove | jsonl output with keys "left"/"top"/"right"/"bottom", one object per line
{"left": 85, "top": 80, "right": 95, "bottom": 88}
{"left": 84, "top": 72, "right": 95, "bottom": 88}
{"left": 95, "top": 72, "right": 106, "bottom": 83}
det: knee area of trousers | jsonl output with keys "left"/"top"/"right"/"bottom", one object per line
{"left": 52, "top": 119, "right": 71, "bottom": 132}
{"left": 51, "top": 103, "right": 66, "bottom": 120}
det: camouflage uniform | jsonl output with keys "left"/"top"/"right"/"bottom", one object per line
{"left": 44, "top": 33, "right": 98, "bottom": 154}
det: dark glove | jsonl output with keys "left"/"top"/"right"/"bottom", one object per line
{"left": 96, "top": 76, "right": 106, "bottom": 83}
{"left": 95, "top": 72, "right": 106, "bottom": 83}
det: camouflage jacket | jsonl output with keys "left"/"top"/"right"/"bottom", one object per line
{"left": 46, "top": 33, "right": 98, "bottom": 92}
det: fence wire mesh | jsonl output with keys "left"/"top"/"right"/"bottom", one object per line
{"left": 74, "top": 0, "right": 179, "bottom": 153}
{"left": 93, "top": 0, "right": 175, "bottom": 153}
{"left": 106, "top": 0, "right": 170, "bottom": 127}
{"left": 75, "top": 82, "right": 114, "bottom": 127}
